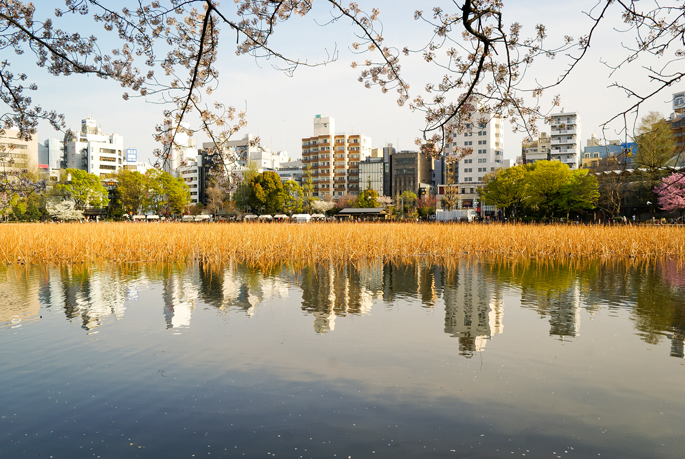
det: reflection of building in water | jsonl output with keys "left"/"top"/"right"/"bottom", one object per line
{"left": 381, "top": 263, "right": 442, "bottom": 307}
{"left": 521, "top": 278, "right": 581, "bottom": 340}
{"left": 670, "top": 304, "right": 685, "bottom": 359}
{"left": 0, "top": 269, "right": 40, "bottom": 328}
{"left": 39, "top": 267, "right": 134, "bottom": 331}
{"left": 443, "top": 265, "right": 504, "bottom": 356}
{"left": 301, "top": 263, "right": 381, "bottom": 333}
{"left": 196, "top": 264, "right": 292, "bottom": 316}
{"left": 163, "top": 270, "right": 199, "bottom": 331}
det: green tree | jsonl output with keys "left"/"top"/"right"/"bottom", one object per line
{"left": 161, "top": 172, "right": 191, "bottom": 215}
{"left": 145, "top": 169, "right": 167, "bottom": 214}
{"left": 524, "top": 161, "right": 571, "bottom": 218}
{"left": 145, "top": 169, "right": 190, "bottom": 216}
{"left": 55, "top": 168, "right": 109, "bottom": 209}
{"left": 479, "top": 165, "right": 528, "bottom": 219}
{"left": 249, "top": 171, "right": 284, "bottom": 214}
{"left": 635, "top": 112, "right": 675, "bottom": 171}
{"left": 114, "top": 169, "right": 148, "bottom": 215}
{"left": 355, "top": 187, "right": 380, "bottom": 208}
{"left": 281, "top": 180, "right": 304, "bottom": 214}
{"left": 400, "top": 190, "right": 418, "bottom": 213}
{"left": 233, "top": 161, "right": 259, "bottom": 212}
{"left": 554, "top": 169, "right": 599, "bottom": 219}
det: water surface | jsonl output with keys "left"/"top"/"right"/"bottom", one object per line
{"left": 1, "top": 260, "right": 684, "bottom": 458}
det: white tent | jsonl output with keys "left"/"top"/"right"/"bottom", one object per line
{"left": 291, "top": 214, "right": 311, "bottom": 223}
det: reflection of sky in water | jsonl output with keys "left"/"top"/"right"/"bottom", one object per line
{"left": 0, "top": 260, "right": 684, "bottom": 458}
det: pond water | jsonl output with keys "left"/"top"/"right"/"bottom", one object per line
{"left": 1, "top": 260, "right": 684, "bottom": 459}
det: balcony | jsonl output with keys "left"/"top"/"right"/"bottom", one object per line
{"left": 526, "top": 152, "right": 548, "bottom": 161}
{"left": 551, "top": 136, "right": 576, "bottom": 145}
{"left": 551, "top": 127, "right": 576, "bottom": 135}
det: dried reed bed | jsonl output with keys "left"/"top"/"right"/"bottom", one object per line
{"left": 1, "top": 222, "right": 684, "bottom": 267}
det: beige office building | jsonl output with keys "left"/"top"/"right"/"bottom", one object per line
{"left": 302, "top": 115, "right": 372, "bottom": 197}
{"left": 0, "top": 129, "right": 39, "bottom": 172}
{"left": 521, "top": 132, "right": 551, "bottom": 165}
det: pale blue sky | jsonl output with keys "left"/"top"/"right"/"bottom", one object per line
{"left": 23, "top": 1, "right": 680, "bottom": 165}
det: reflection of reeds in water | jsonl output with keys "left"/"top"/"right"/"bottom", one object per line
{"left": 2, "top": 256, "right": 684, "bottom": 357}
{"left": 1, "top": 222, "right": 685, "bottom": 267}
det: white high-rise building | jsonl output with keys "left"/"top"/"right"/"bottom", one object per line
{"left": 549, "top": 110, "right": 582, "bottom": 169}
{"left": 65, "top": 118, "right": 124, "bottom": 177}
{"left": 442, "top": 105, "right": 505, "bottom": 213}
{"left": 161, "top": 125, "right": 200, "bottom": 204}
{"left": 162, "top": 125, "right": 197, "bottom": 177}
{"left": 444, "top": 111, "right": 505, "bottom": 184}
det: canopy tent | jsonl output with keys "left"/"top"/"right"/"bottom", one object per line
{"left": 291, "top": 214, "right": 312, "bottom": 223}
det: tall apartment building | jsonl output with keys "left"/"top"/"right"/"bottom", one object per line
{"left": 301, "top": 115, "right": 371, "bottom": 197}
{"left": 444, "top": 109, "right": 504, "bottom": 184}
{"left": 0, "top": 129, "right": 39, "bottom": 172}
{"left": 441, "top": 106, "right": 505, "bottom": 211}
{"left": 549, "top": 110, "right": 582, "bottom": 169}
{"left": 65, "top": 118, "right": 124, "bottom": 177}
{"left": 521, "top": 132, "right": 551, "bottom": 165}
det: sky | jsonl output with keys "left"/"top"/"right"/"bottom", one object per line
{"left": 21, "top": 0, "right": 683, "bottom": 166}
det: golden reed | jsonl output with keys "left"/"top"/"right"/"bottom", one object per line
{"left": 1, "top": 222, "right": 684, "bottom": 266}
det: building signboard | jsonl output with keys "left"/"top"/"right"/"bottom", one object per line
{"left": 126, "top": 148, "right": 137, "bottom": 162}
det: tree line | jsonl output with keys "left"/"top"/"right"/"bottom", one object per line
{"left": 480, "top": 111, "right": 685, "bottom": 221}
{"left": 1, "top": 168, "right": 191, "bottom": 221}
